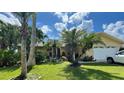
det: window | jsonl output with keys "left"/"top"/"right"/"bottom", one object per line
{"left": 111, "top": 46, "right": 115, "bottom": 48}
{"left": 99, "top": 46, "right": 103, "bottom": 48}
{"left": 107, "top": 46, "right": 116, "bottom": 48}
{"left": 94, "top": 46, "right": 104, "bottom": 48}
{"left": 117, "top": 51, "right": 124, "bottom": 55}
{"left": 94, "top": 46, "right": 97, "bottom": 48}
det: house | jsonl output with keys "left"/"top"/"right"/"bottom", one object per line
{"left": 59, "top": 32, "right": 124, "bottom": 62}
{"left": 20, "top": 32, "right": 124, "bottom": 62}
{"left": 86, "top": 32, "right": 124, "bottom": 62}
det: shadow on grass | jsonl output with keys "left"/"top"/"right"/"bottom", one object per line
{"left": 0, "top": 66, "right": 19, "bottom": 72}
{"left": 60, "top": 65, "right": 124, "bottom": 80}
{"left": 82, "top": 62, "right": 124, "bottom": 66}
{"left": 37, "top": 61, "right": 64, "bottom": 65}
{"left": 13, "top": 66, "right": 33, "bottom": 80}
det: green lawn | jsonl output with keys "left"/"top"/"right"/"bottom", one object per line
{"left": 0, "top": 66, "right": 20, "bottom": 80}
{"left": 0, "top": 62, "right": 124, "bottom": 80}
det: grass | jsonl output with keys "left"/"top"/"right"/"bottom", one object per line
{"left": 0, "top": 62, "right": 124, "bottom": 80}
{"left": 0, "top": 66, "right": 20, "bottom": 80}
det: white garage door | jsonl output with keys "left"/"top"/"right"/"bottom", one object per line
{"left": 93, "top": 47, "right": 119, "bottom": 62}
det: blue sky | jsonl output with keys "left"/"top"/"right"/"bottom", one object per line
{"left": 89, "top": 12, "right": 124, "bottom": 32}
{"left": 34, "top": 12, "right": 124, "bottom": 40}
{"left": 1, "top": 12, "right": 124, "bottom": 40}
{"left": 35, "top": 12, "right": 124, "bottom": 31}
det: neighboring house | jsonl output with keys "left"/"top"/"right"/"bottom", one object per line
{"left": 86, "top": 32, "right": 124, "bottom": 62}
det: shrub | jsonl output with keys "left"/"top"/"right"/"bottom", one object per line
{"left": 82, "top": 56, "right": 93, "bottom": 61}
{"left": 35, "top": 51, "right": 47, "bottom": 64}
{"left": 0, "top": 49, "right": 20, "bottom": 67}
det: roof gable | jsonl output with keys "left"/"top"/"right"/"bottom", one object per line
{"left": 96, "top": 32, "right": 124, "bottom": 44}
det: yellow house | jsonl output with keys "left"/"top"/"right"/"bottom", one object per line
{"left": 34, "top": 32, "right": 124, "bottom": 61}
{"left": 59, "top": 32, "right": 124, "bottom": 62}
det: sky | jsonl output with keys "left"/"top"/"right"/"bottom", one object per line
{"left": 1, "top": 12, "right": 124, "bottom": 40}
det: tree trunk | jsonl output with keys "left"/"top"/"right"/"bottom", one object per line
{"left": 73, "top": 51, "right": 76, "bottom": 62}
{"left": 20, "top": 15, "right": 28, "bottom": 79}
{"left": 52, "top": 47, "right": 54, "bottom": 58}
{"left": 28, "top": 13, "right": 36, "bottom": 66}
{"left": 56, "top": 48, "right": 58, "bottom": 59}
{"left": 20, "top": 36, "right": 27, "bottom": 78}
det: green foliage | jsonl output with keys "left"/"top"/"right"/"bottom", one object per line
{"left": 81, "top": 33, "right": 105, "bottom": 54}
{"left": 35, "top": 50, "right": 62, "bottom": 64}
{"left": 82, "top": 56, "right": 93, "bottom": 61}
{"left": 27, "top": 27, "right": 48, "bottom": 54}
{"left": 61, "top": 29, "right": 85, "bottom": 62}
{"left": 0, "top": 50, "right": 20, "bottom": 67}
{"left": 0, "top": 21, "right": 20, "bottom": 50}
{"left": 35, "top": 51, "right": 47, "bottom": 64}
{"left": 61, "top": 28, "right": 105, "bottom": 64}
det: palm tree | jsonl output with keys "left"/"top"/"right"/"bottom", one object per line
{"left": 27, "top": 25, "right": 48, "bottom": 64}
{"left": 61, "top": 28, "right": 105, "bottom": 66}
{"left": 13, "top": 12, "right": 32, "bottom": 79}
{"left": 43, "top": 40, "right": 52, "bottom": 59}
{"left": 0, "top": 20, "right": 8, "bottom": 49}
{"left": 61, "top": 29, "right": 85, "bottom": 66}
{"left": 0, "top": 20, "right": 20, "bottom": 50}
{"left": 28, "top": 13, "right": 36, "bottom": 66}
{"left": 81, "top": 33, "right": 105, "bottom": 55}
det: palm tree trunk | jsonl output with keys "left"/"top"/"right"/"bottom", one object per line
{"left": 20, "top": 36, "right": 27, "bottom": 78}
{"left": 28, "top": 13, "right": 36, "bottom": 66}
{"left": 56, "top": 48, "right": 58, "bottom": 59}
{"left": 20, "top": 15, "right": 28, "bottom": 79}
{"left": 52, "top": 47, "right": 54, "bottom": 58}
{"left": 73, "top": 51, "right": 75, "bottom": 62}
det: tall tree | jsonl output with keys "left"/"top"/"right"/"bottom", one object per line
{"left": 13, "top": 12, "right": 31, "bottom": 79}
{"left": 61, "top": 28, "right": 104, "bottom": 66}
{"left": 0, "top": 20, "right": 20, "bottom": 50}
{"left": 61, "top": 29, "right": 84, "bottom": 66}
{"left": 28, "top": 13, "right": 36, "bottom": 66}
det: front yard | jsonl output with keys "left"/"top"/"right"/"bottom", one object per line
{"left": 0, "top": 62, "right": 124, "bottom": 80}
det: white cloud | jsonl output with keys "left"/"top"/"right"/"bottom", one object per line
{"left": 69, "top": 12, "right": 89, "bottom": 24}
{"left": 54, "top": 12, "right": 93, "bottom": 33}
{"left": 54, "top": 23, "right": 67, "bottom": 31}
{"left": 0, "top": 12, "right": 21, "bottom": 26}
{"left": 77, "top": 19, "right": 94, "bottom": 32}
{"left": 48, "top": 35, "right": 59, "bottom": 40}
{"left": 102, "top": 24, "right": 107, "bottom": 29}
{"left": 54, "top": 12, "right": 68, "bottom": 23}
{"left": 69, "top": 19, "right": 93, "bottom": 32}
{"left": 69, "top": 26, "right": 76, "bottom": 31}
{"left": 40, "top": 25, "right": 52, "bottom": 34}
{"left": 103, "top": 21, "right": 124, "bottom": 40}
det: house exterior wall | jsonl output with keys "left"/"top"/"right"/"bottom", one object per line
{"left": 60, "top": 47, "right": 83, "bottom": 57}
{"left": 86, "top": 49, "right": 93, "bottom": 57}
